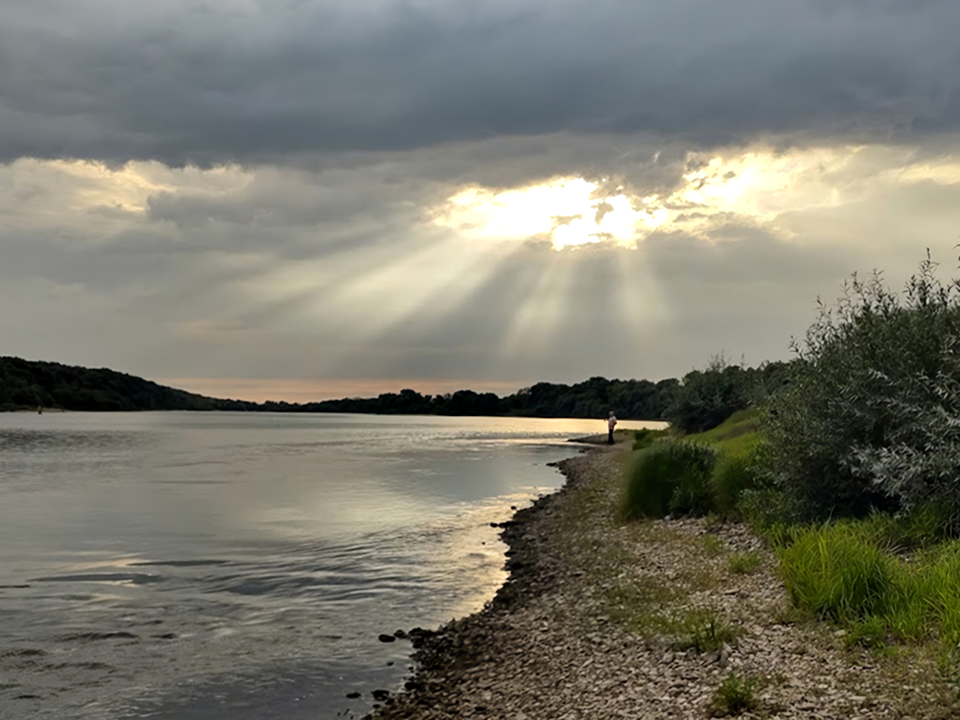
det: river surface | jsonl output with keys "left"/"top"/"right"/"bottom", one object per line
{"left": 0, "top": 412, "right": 663, "bottom": 719}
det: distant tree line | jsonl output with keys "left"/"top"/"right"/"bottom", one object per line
{"left": 0, "top": 356, "right": 253, "bottom": 413}
{"left": 0, "top": 354, "right": 789, "bottom": 425}
{"left": 302, "top": 376, "right": 682, "bottom": 420}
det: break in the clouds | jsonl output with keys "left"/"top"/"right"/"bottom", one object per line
{"left": 2, "top": 0, "right": 960, "bottom": 402}
{"left": 2, "top": 0, "right": 960, "bottom": 165}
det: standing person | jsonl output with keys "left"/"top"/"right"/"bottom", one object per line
{"left": 607, "top": 411, "right": 617, "bottom": 444}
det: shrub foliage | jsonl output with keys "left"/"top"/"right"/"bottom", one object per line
{"left": 764, "top": 255, "right": 960, "bottom": 522}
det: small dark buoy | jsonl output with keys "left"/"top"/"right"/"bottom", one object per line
{"left": 345, "top": 692, "right": 361, "bottom": 699}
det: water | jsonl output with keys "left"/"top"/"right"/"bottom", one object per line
{"left": 0, "top": 411, "right": 663, "bottom": 719}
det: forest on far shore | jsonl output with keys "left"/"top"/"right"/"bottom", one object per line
{"left": 0, "top": 355, "right": 791, "bottom": 422}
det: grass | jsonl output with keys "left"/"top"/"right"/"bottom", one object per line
{"left": 775, "top": 518, "right": 960, "bottom": 677}
{"left": 622, "top": 409, "right": 765, "bottom": 523}
{"left": 607, "top": 601, "right": 741, "bottom": 654}
{"left": 688, "top": 408, "right": 761, "bottom": 447}
{"left": 701, "top": 535, "right": 726, "bottom": 556}
{"left": 676, "top": 608, "right": 741, "bottom": 653}
{"left": 779, "top": 521, "right": 900, "bottom": 623}
{"left": 727, "top": 551, "right": 763, "bottom": 574}
{"left": 708, "top": 673, "right": 762, "bottom": 717}
{"left": 622, "top": 440, "right": 717, "bottom": 519}
{"left": 632, "top": 427, "right": 669, "bottom": 450}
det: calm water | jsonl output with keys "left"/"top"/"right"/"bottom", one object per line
{"left": 0, "top": 412, "right": 662, "bottom": 720}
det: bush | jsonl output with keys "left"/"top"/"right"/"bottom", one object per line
{"left": 623, "top": 440, "right": 718, "bottom": 519}
{"left": 764, "top": 254, "right": 960, "bottom": 522}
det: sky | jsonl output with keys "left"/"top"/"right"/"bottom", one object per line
{"left": 2, "top": 0, "right": 960, "bottom": 402}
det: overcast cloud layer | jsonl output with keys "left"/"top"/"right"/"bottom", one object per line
{"left": 2, "top": 0, "right": 959, "bottom": 401}
{"left": 3, "top": 0, "right": 960, "bottom": 165}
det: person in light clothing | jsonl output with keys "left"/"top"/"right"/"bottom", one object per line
{"left": 607, "top": 412, "right": 617, "bottom": 444}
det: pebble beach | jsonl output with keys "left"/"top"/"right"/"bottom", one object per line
{"left": 366, "top": 437, "right": 958, "bottom": 720}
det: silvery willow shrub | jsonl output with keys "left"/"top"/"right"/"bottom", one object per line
{"left": 764, "top": 254, "right": 960, "bottom": 523}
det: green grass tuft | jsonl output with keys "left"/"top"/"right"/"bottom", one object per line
{"left": 779, "top": 522, "right": 899, "bottom": 623}
{"left": 622, "top": 440, "right": 717, "bottom": 519}
{"left": 701, "top": 535, "right": 725, "bottom": 556}
{"left": 708, "top": 672, "right": 761, "bottom": 717}
{"left": 727, "top": 551, "right": 762, "bottom": 574}
{"left": 676, "top": 608, "right": 741, "bottom": 654}
{"left": 709, "top": 449, "right": 762, "bottom": 518}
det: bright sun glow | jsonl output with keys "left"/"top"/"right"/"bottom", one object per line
{"left": 431, "top": 145, "right": 960, "bottom": 250}
{"left": 433, "top": 177, "right": 660, "bottom": 250}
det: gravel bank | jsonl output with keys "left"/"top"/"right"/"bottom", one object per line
{"left": 367, "top": 442, "right": 956, "bottom": 719}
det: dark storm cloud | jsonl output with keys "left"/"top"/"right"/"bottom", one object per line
{"left": 1, "top": 0, "right": 959, "bottom": 166}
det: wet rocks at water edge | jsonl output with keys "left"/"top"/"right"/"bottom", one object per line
{"left": 406, "top": 627, "right": 437, "bottom": 648}
{"left": 378, "top": 634, "right": 396, "bottom": 643}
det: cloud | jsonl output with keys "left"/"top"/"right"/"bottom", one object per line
{"left": 2, "top": 122, "right": 960, "bottom": 397}
{"left": 2, "top": 0, "right": 960, "bottom": 166}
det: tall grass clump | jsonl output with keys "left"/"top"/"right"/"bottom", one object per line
{"left": 710, "top": 446, "right": 763, "bottom": 518}
{"left": 623, "top": 440, "right": 717, "bottom": 519}
{"left": 779, "top": 523, "right": 900, "bottom": 623}
{"left": 910, "top": 541, "right": 960, "bottom": 649}
{"left": 632, "top": 427, "right": 668, "bottom": 450}
{"left": 764, "top": 253, "right": 960, "bottom": 524}
{"left": 776, "top": 520, "right": 960, "bottom": 662}
{"left": 681, "top": 410, "right": 766, "bottom": 519}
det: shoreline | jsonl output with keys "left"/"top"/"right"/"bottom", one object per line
{"left": 364, "top": 439, "right": 618, "bottom": 719}
{"left": 365, "top": 438, "right": 954, "bottom": 719}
